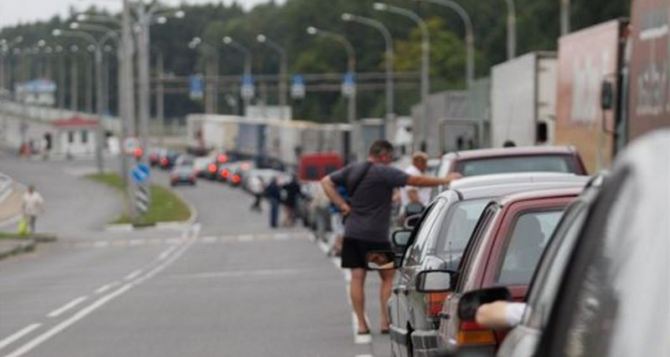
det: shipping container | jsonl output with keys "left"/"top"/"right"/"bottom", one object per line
{"left": 491, "top": 52, "right": 557, "bottom": 148}
{"left": 555, "top": 20, "right": 628, "bottom": 173}
{"left": 627, "top": 0, "right": 670, "bottom": 139}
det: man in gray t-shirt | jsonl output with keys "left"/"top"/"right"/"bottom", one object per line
{"left": 321, "top": 140, "right": 460, "bottom": 336}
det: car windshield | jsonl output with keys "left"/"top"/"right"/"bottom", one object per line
{"left": 457, "top": 155, "right": 575, "bottom": 176}
{"left": 435, "top": 199, "right": 489, "bottom": 270}
{"left": 496, "top": 209, "right": 565, "bottom": 285}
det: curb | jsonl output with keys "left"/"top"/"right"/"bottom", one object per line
{"left": 0, "top": 239, "right": 36, "bottom": 261}
{"left": 104, "top": 191, "right": 198, "bottom": 232}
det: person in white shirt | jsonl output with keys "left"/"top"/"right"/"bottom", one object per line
{"left": 401, "top": 152, "right": 431, "bottom": 207}
{"left": 22, "top": 185, "right": 44, "bottom": 233}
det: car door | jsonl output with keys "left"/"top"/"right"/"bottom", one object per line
{"left": 392, "top": 199, "right": 447, "bottom": 355}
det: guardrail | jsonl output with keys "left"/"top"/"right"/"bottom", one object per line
{"left": 0, "top": 173, "right": 14, "bottom": 203}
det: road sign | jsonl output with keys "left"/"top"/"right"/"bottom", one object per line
{"left": 241, "top": 74, "right": 255, "bottom": 100}
{"left": 123, "top": 137, "right": 140, "bottom": 155}
{"left": 131, "top": 163, "right": 150, "bottom": 184}
{"left": 135, "top": 184, "right": 150, "bottom": 214}
{"left": 189, "top": 75, "right": 204, "bottom": 100}
{"left": 291, "top": 75, "right": 305, "bottom": 99}
{"left": 342, "top": 72, "right": 356, "bottom": 97}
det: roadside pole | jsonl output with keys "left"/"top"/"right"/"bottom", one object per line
{"left": 122, "top": 0, "right": 137, "bottom": 219}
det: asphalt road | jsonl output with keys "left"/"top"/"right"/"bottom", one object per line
{"left": 0, "top": 155, "right": 392, "bottom": 357}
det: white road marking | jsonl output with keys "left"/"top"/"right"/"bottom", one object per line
{"left": 0, "top": 324, "right": 41, "bottom": 351}
{"left": 47, "top": 296, "right": 88, "bottom": 318}
{"left": 274, "top": 233, "right": 290, "bottom": 241}
{"left": 4, "top": 237, "right": 197, "bottom": 357}
{"left": 124, "top": 269, "right": 143, "bottom": 281}
{"left": 237, "top": 234, "right": 253, "bottom": 242}
{"left": 355, "top": 355, "right": 374, "bottom": 357}
{"left": 94, "top": 282, "right": 118, "bottom": 294}
{"left": 128, "top": 239, "right": 143, "bottom": 246}
{"left": 93, "top": 241, "right": 110, "bottom": 248}
{"left": 158, "top": 245, "right": 177, "bottom": 261}
{"left": 201, "top": 236, "right": 217, "bottom": 244}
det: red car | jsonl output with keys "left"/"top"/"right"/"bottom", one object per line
{"left": 418, "top": 187, "right": 584, "bottom": 356}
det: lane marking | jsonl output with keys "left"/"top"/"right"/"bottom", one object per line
{"left": 124, "top": 269, "right": 142, "bottom": 281}
{"left": 128, "top": 239, "right": 143, "bottom": 246}
{"left": 237, "top": 234, "right": 253, "bottom": 242}
{"left": 94, "top": 282, "right": 119, "bottom": 295}
{"left": 158, "top": 245, "right": 177, "bottom": 261}
{"left": 0, "top": 324, "right": 41, "bottom": 351}
{"left": 274, "top": 233, "right": 290, "bottom": 241}
{"left": 201, "top": 236, "right": 217, "bottom": 244}
{"left": 46, "top": 296, "right": 88, "bottom": 318}
{"left": 5, "top": 234, "right": 198, "bottom": 357}
{"left": 93, "top": 241, "right": 109, "bottom": 248}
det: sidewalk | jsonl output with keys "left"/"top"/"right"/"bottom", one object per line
{"left": 0, "top": 238, "right": 36, "bottom": 260}
{"left": 0, "top": 183, "right": 25, "bottom": 227}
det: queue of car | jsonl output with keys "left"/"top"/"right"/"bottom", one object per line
{"left": 366, "top": 133, "right": 670, "bottom": 357}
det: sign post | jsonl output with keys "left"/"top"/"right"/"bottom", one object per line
{"left": 131, "top": 163, "right": 151, "bottom": 214}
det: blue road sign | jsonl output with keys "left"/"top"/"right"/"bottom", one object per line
{"left": 189, "top": 75, "right": 204, "bottom": 100}
{"left": 291, "top": 74, "right": 305, "bottom": 99}
{"left": 342, "top": 72, "right": 356, "bottom": 97}
{"left": 131, "top": 164, "right": 150, "bottom": 184}
{"left": 241, "top": 74, "right": 255, "bottom": 99}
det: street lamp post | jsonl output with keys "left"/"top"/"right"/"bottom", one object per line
{"left": 189, "top": 37, "right": 219, "bottom": 114}
{"left": 416, "top": 0, "right": 475, "bottom": 87}
{"left": 504, "top": 0, "right": 517, "bottom": 59}
{"left": 560, "top": 0, "right": 570, "bottom": 35}
{"left": 306, "top": 26, "right": 357, "bottom": 125}
{"left": 342, "top": 13, "right": 395, "bottom": 131}
{"left": 223, "top": 36, "right": 253, "bottom": 115}
{"left": 69, "top": 45, "right": 79, "bottom": 111}
{"left": 53, "top": 29, "right": 104, "bottom": 174}
{"left": 256, "top": 34, "right": 288, "bottom": 119}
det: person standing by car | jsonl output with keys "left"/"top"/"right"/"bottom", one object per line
{"left": 281, "top": 175, "right": 302, "bottom": 227}
{"left": 264, "top": 178, "right": 281, "bottom": 228}
{"left": 321, "top": 140, "right": 460, "bottom": 337}
{"left": 22, "top": 185, "right": 45, "bottom": 233}
{"left": 401, "top": 151, "right": 431, "bottom": 207}
{"left": 249, "top": 175, "right": 264, "bottom": 212}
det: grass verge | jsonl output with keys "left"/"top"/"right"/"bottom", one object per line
{"left": 0, "top": 231, "right": 56, "bottom": 241}
{"left": 87, "top": 173, "right": 191, "bottom": 226}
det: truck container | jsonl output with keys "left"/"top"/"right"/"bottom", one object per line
{"left": 186, "top": 114, "right": 240, "bottom": 153}
{"left": 491, "top": 52, "right": 557, "bottom": 148}
{"left": 555, "top": 20, "right": 628, "bottom": 173}
{"left": 627, "top": 0, "right": 670, "bottom": 140}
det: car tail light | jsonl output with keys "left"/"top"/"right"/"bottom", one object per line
{"left": 457, "top": 321, "right": 496, "bottom": 346}
{"left": 425, "top": 292, "right": 449, "bottom": 318}
{"left": 221, "top": 169, "right": 230, "bottom": 179}
{"left": 208, "top": 164, "right": 217, "bottom": 173}
{"left": 232, "top": 175, "right": 241, "bottom": 184}
{"left": 161, "top": 158, "right": 168, "bottom": 166}
{"left": 217, "top": 154, "right": 228, "bottom": 163}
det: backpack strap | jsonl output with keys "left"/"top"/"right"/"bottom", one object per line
{"left": 348, "top": 162, "right": 373, "bottom": 199}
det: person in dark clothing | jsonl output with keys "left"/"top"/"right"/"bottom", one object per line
{"left": 321, "top": 140, "right": 461, "bottom": 337}
{"left": 281, "top": 175, "right": 302, "bottom": 227}
{"left": 264, "top": 177, "right": 282, "bottom": 228}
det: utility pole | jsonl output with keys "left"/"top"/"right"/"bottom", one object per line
{"left": 70, "top": 47, "right": 78, "bottom": 111}
{"left": 560, "top": 0, "right": 570, "bottom": 35}
{"left": 121, "top": 0, "right": 137, "bottom": 218}
{"left": 156, "top": 52, "right": 165, "bottom": 146}
{"left": 504, "top": 0, "right": 516, "bottom": 59}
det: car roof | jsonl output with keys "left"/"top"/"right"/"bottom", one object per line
{"left": 435, "top": 173, "right": 589, "bottom": 201}
{"left": 441, "top": 146, "right": 577, "bottom": 161}
{"left": 495, "top": 187, "right": 585, "bottom": 207}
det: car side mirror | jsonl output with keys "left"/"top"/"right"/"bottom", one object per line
{"left": 392, "top": 229, "right": 413, "bottom": 249}
{"left": 366, "top": 250, "right": 397, "bottom": 270}
{"left": 457, "top": 287, "right": 512, "bottom": 322}
{"left": 415, "top": 270, "right": 455, "bottom": 293}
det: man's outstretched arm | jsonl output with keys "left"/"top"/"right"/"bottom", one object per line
{"left": 406, "top": 172, "right": 461, "bottom": 187}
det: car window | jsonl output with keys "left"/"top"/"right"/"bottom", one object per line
{"left": 434, "top": 199, "right": 489, "bottom": 270}
{"left": 457, "top": 155, "right": 575, "bottom": 177}
{"left": 404, "top": 199, "right": 447, "bottom": 266}
{"left": 525, "top": 203, "right": 588, "bottom": 329}
{"left": 496, "top": 209, "right": 564, "bottom": 286}
{"left": 542, "top": 169, "right": 670, "bottom": 357}
{"left": 456, "top": 203, "right": 498, "bottom": 291}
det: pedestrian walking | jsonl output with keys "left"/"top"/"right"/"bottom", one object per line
{"left": 321, "top": 140, "right": 460, "bottom": 338}
{"left": 249, "top": 175, "right": 264, "bottom": 212}
{"left": 22, "top": 185, "right": 44, "bottom": 234}
{"left": 281, "top": 175, "right": 302, "bottom": 227}
{"left": 264, "top": 177, "right": 281, "bottom": 228}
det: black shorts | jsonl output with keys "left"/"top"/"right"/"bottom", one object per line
{"left": 341, "top": 238, "right": 392, "bottom": 269}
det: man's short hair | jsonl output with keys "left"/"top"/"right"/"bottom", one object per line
{"left": 369, "top": 140, "right": 394, "bottom": 157}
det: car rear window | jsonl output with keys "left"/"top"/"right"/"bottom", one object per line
{"left": 496, "top": 209, "right": 564, "bottom": 285}
{"left": 435, "top": 199, "right": 489, "bottom": 270}
{"left": 457, "top": 155, "right": 576, "bottom": 176}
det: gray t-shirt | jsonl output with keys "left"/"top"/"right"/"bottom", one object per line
{"left": 330, "top": 162, "right": 409, "bottom": 242}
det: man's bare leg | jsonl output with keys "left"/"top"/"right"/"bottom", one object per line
{"left": 379, "top": 269, "right": 395, "bottom": 330}
{"left": 350, "top": 268, "right": 369, "bottom": 333}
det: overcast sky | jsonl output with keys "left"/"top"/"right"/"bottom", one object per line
{"left": 0, "top": 0, "right": 281, "bottom": 28}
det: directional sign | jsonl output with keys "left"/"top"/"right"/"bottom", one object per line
{"left": 341, "top": 72, "right": 356, "bottom": 97}
{"left": 291, "top": 74, "right": 305, "bottom": 99}
{"left": 189, "top": 75, "right": 204, "bottom": 100}
{"left": 131, "top": 163, "right": 150, "bottom": 184}
{"left": 241, "top": 74, "right": 255, "bottom": 100}
{"left": 135, "top": 184, "right": 150, "bottom": 213}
